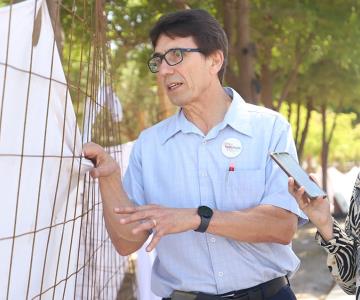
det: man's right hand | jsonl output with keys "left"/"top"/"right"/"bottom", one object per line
{"left": 82, "top": 142, "right": 120, "bottom": 179}
{"left": 83, "top": 142, "right": 147, "bottom": 254}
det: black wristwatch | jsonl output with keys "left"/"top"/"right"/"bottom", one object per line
{"left": 195, "top": 205, "right": 213, "bottom": 233}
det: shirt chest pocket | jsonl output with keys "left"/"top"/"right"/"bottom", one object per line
{"left": 222, "top": 169, "right": 265, "bottom": 211}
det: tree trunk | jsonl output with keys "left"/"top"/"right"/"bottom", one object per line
{"left": 321, "top": 103, "right": 328, "bottom": 192}
{"left": 287, "top": 101, "right": 292, "bottom": 123}
{"left": 321, "top": 101, "right": 339, "bottom": 193}
{"left": 294, "top": 99, "right": 301, "bottom": 147}
{"left": 297, "top": 98, "right": 313, "bottom": 161}
{"left": 223, "top": 0, "right": 240, "bottom": 92}
{"left": 222, "top": 0, "right": 256, "bottom": 103}
{"left": 236, "top": 0, "right": 256, "bottom": 103}
{"left": 259, "top": 46, "right": 273, "bottom": 108}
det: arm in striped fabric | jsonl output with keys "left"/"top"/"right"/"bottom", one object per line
{"left": 315, "top": 175, "right": 360, "bottom": 295}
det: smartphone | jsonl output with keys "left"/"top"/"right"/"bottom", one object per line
{"left": 270, "top": 152, "right": 327, "bottom": 199}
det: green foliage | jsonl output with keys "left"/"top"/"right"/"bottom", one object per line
{"left": 116, "top": 59, "right": 159, "bottom": 141}
{"left": 251, "top": 2, "right": 358, "bottom": 135}
{"left": 281, "top": 103, "right": 360, "bottom": 167}
{"left": 60, "top": 0, "right": 360, "bottom": 164}
{"left": 330, "top": 113, "right": 360, "bottom": 166}
{"left": 1, "top": 0, "right": 359, "bottom": 165}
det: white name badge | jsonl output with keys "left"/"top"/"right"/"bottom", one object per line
{"left": 222, "top": 138, "right": 242, "bottom": 158}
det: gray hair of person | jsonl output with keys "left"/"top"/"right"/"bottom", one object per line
{"left": 149, "top": 9, "right": 228, "bottom": 84}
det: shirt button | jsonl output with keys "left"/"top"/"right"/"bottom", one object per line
{"left": 210, "top": 238, "right": 216, "bottom": 243}
{"left": 202, "top": 140, "right": 207, "bottom": 144}
{"left": 218, "top": 272, "right": 224, "bottom": 277}
{"left": 200, "top": 171, "right": 207, "bottom": 177}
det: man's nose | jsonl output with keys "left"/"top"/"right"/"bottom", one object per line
{"left": 158, "top": 59, "right": 174, "bottom": 76}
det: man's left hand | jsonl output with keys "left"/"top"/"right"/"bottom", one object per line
{"left": 113, "top": 205, "right": 199, "bottom": 252}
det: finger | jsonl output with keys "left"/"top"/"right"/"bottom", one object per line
{"left": 295, "top": 185, "right": 305, "bottom": 197}
{"left": 120, "top": 210, "right": 150, "bottom": 224}
{"left": 146, "top": 233, "right": 162, "bottom": 252}
{"left": 288, "top": 177, "right": 297, "bottom": 195}
{"left": 83, "top": 143, "right": 121, "bottom": 177}
{"left": 114, "top": 206, "right": 137, "bottom": 214}
{"left": 91, "top": 162, "right": 119, "bottom": 178}
{"left": 89, "top": 168, "right": 99, "bottom": 178}
{"left": 309, "top": 173, "right": 320, "bottom": 185}
{"left": 114, "top": 205, "right": 159, "bottom": 214}
{"left": 151, "top": 218, "right": 157, "bottom": 227}
{"left": 90, "top": 167, "right": 103, "bottom": 179}
{"left": 132, "top": 220, "right": 155, "bottom": 234}
{"left": 125, "top": 204, "right": 159, "bottom": 211}
{"left": 82, "top": 142, "right": 101, "bottom": 160}
{"left": 288, "top": 177, "right": 294, "bottom": 189}
{"left": 295, "top": 186, "right": 310, "bottom": 208}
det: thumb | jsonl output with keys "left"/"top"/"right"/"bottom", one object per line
{"left": 90, "top": 160, "right": 119, "bottom": 178}
{"left": 90, "top": 168, "right": 100, "bottom": 178}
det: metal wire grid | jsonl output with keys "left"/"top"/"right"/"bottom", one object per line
{"left": 0, "top": 0, "right": 135, "bottom": 299}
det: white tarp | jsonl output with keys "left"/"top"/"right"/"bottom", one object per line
{"left": 0, "top": 0, "right": 122, "bottom": 299}
{"left": 0, "top": 0, "right": 158, "bottom": 299}
{"left": 329, "top": 166, "right": 360, "bottom": 213}
{"left": 136, "top": 241, "right": 161, "bottom": 300}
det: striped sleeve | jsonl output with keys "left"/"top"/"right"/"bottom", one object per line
{"left": 315, "top": 174, "right": 360, "bottom": 296}
{"left": 315, "top": 219, "right": 356, "bottom": 295}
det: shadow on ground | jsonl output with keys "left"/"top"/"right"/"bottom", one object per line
{"left": 291, "top": 221, "right": 336, "bottom": 300}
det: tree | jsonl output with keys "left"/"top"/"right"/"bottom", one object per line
{"left": 221, "top": 0, "right": 258, "bottom": 103}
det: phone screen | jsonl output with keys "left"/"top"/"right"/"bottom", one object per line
{"left": 270, "top": 152, "right": 327, "bottom": 199}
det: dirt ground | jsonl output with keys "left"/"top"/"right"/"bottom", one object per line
{"left": 291, "top": 219, "right": 342, "bottom": 300}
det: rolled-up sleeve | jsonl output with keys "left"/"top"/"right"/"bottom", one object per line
{"left": 123, "top": 137, "right": 145, "bottom": 206}
{"left": 260, "top": 117, "right": 308, "bottom": 225}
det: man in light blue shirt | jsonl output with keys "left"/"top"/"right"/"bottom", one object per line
{"left": 84, "top": 9, "right": 306, "bottom": 300}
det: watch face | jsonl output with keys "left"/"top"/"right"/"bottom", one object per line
{"left": 198, "top": 206, "right": 213, "bottom": 218}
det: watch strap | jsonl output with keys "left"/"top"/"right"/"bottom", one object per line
{"left": 195, "top": 206, "right": 213, "bottom": 233}
{"left": 195, "top": 215, "right": 211, "bottom": 232}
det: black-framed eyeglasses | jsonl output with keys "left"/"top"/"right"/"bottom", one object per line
{"left": 147, "top": 48, "right": 203, "bottom": 73}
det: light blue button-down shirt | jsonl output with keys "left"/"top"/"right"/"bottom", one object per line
{"left": 123, "top": 88, "right": 307, "bottom": 297}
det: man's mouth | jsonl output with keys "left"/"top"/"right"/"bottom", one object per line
{"left": 167, "top": 82, "right": 183, "bottom": 91}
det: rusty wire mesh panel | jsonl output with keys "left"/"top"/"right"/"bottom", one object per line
{"left": 0, "top": 0, "right": 136, "bottom": 299}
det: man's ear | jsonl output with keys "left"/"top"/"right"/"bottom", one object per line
{"left": 208, "top": 50, "right": 224, "bottom": 76}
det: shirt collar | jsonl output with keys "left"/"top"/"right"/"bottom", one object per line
{"left": 159, "top": 87, "right": 253, "bottom": 144}
{"left": 223, "top": 87, "right": 253, "bottom": 137}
